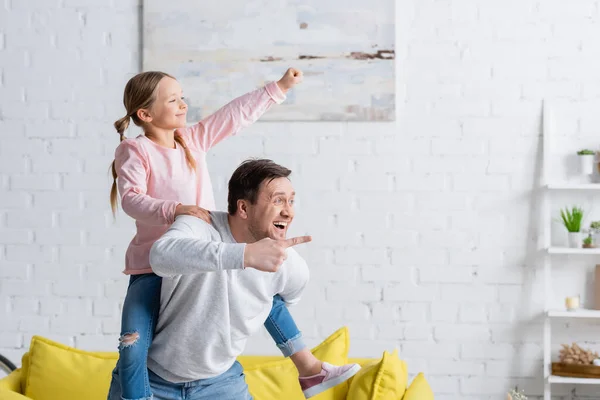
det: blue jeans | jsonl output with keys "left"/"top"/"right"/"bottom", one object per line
{"left": 108, "top": 360, "right": 252, "bottom": 400}
{"left": 112, "top": 273, "right": 304, "bottom": 400}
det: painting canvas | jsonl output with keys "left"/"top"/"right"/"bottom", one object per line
{"left": 143, "top": 0, "right": 395, "bottom": 121}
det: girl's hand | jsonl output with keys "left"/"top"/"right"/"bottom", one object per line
{"left": 277, "top": 68, "right": 303, "bottom": 93}
{"left": 175, "top": 205, "right": 211, "bottom": 224}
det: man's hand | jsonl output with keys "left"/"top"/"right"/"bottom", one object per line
{"left": 277, "top": 68, "right": 303, "bottom": 93}
{"left": 174, "top": 204, "right": 211, "bottom": 224}
{"left": 244, "top": 236, "right": 312, "bottom": 272}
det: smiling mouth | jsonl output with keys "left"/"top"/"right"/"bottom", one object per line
{"left": 273, "top": 221, "right": 288, "bottom": 230}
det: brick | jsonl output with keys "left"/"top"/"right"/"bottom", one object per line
{"left": 419, "top": 266, "right": 474, "bottom": 284}
{"left": 6, "top": 210, "right": 54, "bottom": 228}
{"left": 340, "top": 172, "right": 393, "bottom": 192}
{"left": 459, "top": 303, "right": 488, "bottom": 323}
{"left": 51, "top": 316, "right": 100, "bottom": 334}
{"left": 53, "top": 280, "right": 102, "bottom": 297}
{"left": 441, "top": 285, "right": 498, "bottom": 303}
{"left": 361, "top": 265, "right": 412, "bottom": 283}
{"left": 431, "top": 303, "right": 459, "bottom": 323}
{"left": 384, "top": 281, "right": 438, "bottom": 302}
{"left": 334, "top": 248, "right": 388, "bottom": 266}
{"left": 6, "top": 245, "right": 54, "bottom": 263}
{"left": 431, "top": 138, "right": 487, "bottom": 156}
{"left": 264, "top": 137, "right": 317, "bottom": 155}
{"left": 12, "top": 297, "right": 39, "bottom": 315}
{"left": 434, "top": 324, "right": 491, "bottom": 342}
{"left": 0, "top": 154, "right": 28, "bottom": 173}
{"left": 374, "top": 137, "right": 430, "bottom": 156}
{"left": 0, "top": 262, "right": 30, "bottom": 279}
{"left": 9, "top": 174, "right": 61, "bottom": 191}
{"left": 32, "top": 192, "right": 83, "bottom": 209}
{"left": 326, "top": 283, "right": 382, "bottom": 302}
{"left": 59, "top": 245, "right": 109, "bottom": 263}
{"left": 395, "top": 173, "right": 447, "bottom": 191}
{"left": 0, "top": 139, "right": 48, "bottom": 156}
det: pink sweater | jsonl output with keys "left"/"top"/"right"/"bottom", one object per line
{"left": 115, "top": 82, "right": 286, "bottom": 274}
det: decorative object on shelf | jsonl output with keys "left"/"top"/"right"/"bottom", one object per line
{"left": 551, "top": 362, "right": 600, "bottom": 379}
{"left": 560, "top": 206, "right": 584, "bottom": 248}
{"left": 565, "top": 295, "right": 580, "bottom": 311}
{"left": 591, "top": 221, "right": 600, "bottom": 246}
{"left": 577, "top": 149, "right": 596, "bottom": 175}
{"left": 595, "top": 265, "right": 600, "bottom": 310}
{"left": 583, "top": 233, "right": 595, "bottom": 248}
{"left": 506, "top": 386, "right": 527, "bottom": 400}
{"left": 559, "top": 343, "right": 599, "bottom": 365}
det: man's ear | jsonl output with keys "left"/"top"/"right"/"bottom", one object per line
{"left": 237, "top": 200, "right": 249, "bottom": 219}
{"left": 137, "top": 108, "right": 153, "bottom": 123}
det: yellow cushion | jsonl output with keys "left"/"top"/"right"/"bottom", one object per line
{"left": 402, "top": 373, "right": 434, "bottom": 400}
{"left": 347, "top": 349, "right": 408, "bottom": 400}
{"left": 238, "top": 326, "right": 350, "bottom": 400}
{"left": 23, "top": 335, "right": 118, "bottom": 400}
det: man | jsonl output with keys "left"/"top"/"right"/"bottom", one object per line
{"left": 108, "top": 159, "right": 359, "bottom": 400}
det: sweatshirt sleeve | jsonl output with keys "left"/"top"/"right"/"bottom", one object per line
{"left": 149, "top": 215, "right": 246, "bottom": 277}
{"left": 115, "top": 140, "right": 179, "bottom": 225}
{"left": 277, "top": 248, "right": 310, "bottom": 306}
{"left": 181, "top": 81, "right": 286, "bottom": 152}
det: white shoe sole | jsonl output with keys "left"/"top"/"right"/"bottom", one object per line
{"left": 302, "top": 364, "right": 361, "bottom": 399}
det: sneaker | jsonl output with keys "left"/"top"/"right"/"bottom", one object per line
{"left": 299, "top": 362, "right": 361, "bottom": 399}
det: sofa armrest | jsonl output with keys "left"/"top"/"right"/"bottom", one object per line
{"left": 0, "top": 369, "right": 23, "bottom": 393}
{"left": 0, "top": 387, "right": 31, "bottom": 399}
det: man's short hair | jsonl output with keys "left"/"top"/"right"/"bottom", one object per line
{"left": 227, "top": 159, "right": 292, "bottom": 215}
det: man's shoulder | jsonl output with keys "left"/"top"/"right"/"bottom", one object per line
{"left": 173, "top": 215, "right": 221, "bottom": 239}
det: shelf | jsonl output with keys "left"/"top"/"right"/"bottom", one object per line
{"left": 547, "top": 247, "right": 600, "bottom": 255}
{"left": 548, "top": 309, "right": 600, "bottom": 318}
{"left": 546, "top": 183, "right": 600, "bottom": 190}
{"left": 549, "top": 375, "right": 600, "bottom": 384}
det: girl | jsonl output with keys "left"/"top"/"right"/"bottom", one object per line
{"left": 108, "top": 69, "right": 360, "bottom": 400}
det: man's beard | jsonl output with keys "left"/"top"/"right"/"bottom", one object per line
{"left": 247, "top": 218, "right": 269, "bottom": 242}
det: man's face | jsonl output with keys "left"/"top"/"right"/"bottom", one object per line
{"left": 246, "top": 177, "right": 295, "bottom": 241}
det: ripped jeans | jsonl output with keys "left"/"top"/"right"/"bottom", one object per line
{"left": 110, "top": 273, "right": 305, "bottom": 400}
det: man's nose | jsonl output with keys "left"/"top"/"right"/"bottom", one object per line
{"left": 281, "top": 204, "right": 293, "bottom": 217}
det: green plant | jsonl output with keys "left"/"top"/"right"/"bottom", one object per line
{"left": 591, "top": 221, "right": 600, "bottom": 230}
{"left": 584, "top": 235, "right": 593, "bottom": 245}
{"left": 577, "top": 149, "right": 595, "bottom": 155}
{"left": 560, "top": 206, "right": 584, "bottom": 232}
{"left": 507, "top": 386, "right": 528, "bottom": 400}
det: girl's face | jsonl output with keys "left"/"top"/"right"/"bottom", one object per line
{"left": 146, "top": 76, "right": 188, "bottom": 130}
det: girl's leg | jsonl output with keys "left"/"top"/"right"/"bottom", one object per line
{"left": 264, "top": 295, "right": 361, "bottom": 398}
{"left": 117, "top": 273, "right": 162, "bottom": 400}
{"left": 264, "top": 295, "right": 321, "bottom": 376}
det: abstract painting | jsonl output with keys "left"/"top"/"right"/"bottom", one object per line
{"left": 143, "top": 0, "right": 395, "bottom": 121}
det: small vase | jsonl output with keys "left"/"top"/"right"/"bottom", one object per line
{"left": 580, "top": 154, "right": 595, "bottom": 175}
{"left": 568, "top": 232, "right": 582, "bottom": 248}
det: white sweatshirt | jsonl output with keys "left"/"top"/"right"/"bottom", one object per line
{"left": 147, "top": 212, "right": 310, "bottom": 383}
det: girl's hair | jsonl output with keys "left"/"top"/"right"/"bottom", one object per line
{"left": 110, "top": 71, "right": 196, "bottom": 215}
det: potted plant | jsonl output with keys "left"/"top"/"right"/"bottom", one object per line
{"left": 583, "top": 233, "right": 595, "bottom": 248}
{"left": 506, "top": 386, "right": 527, "bottom": 400}
{"left": 577, "top": 149, "right": 596, "bottom": 175}
{"left": 590, "top": 221, "right": 600, "bottom": 246}
{"left": 560, "top": 206, "right": 584, "bottom": 248}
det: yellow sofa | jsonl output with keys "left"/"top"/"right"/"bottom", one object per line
{"left": 0, "top": 327, "right": 433, "bottom": 400}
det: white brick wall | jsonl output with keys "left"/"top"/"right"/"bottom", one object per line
{"left": 2, "top": 0, "right": 600, "bottom": 399}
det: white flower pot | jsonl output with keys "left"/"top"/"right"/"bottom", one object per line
{"left": 579, "top": 154, "right": 595, "bottom": 175}
{"left": 568, "top": 232, "right": 582, "bottom": 248}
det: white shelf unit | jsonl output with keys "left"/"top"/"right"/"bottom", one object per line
{"left": 548, "top": 376, "right": 600, "bottom": 385}
{"left": 542, "top": 101, "right": 600, "bottom": 400}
